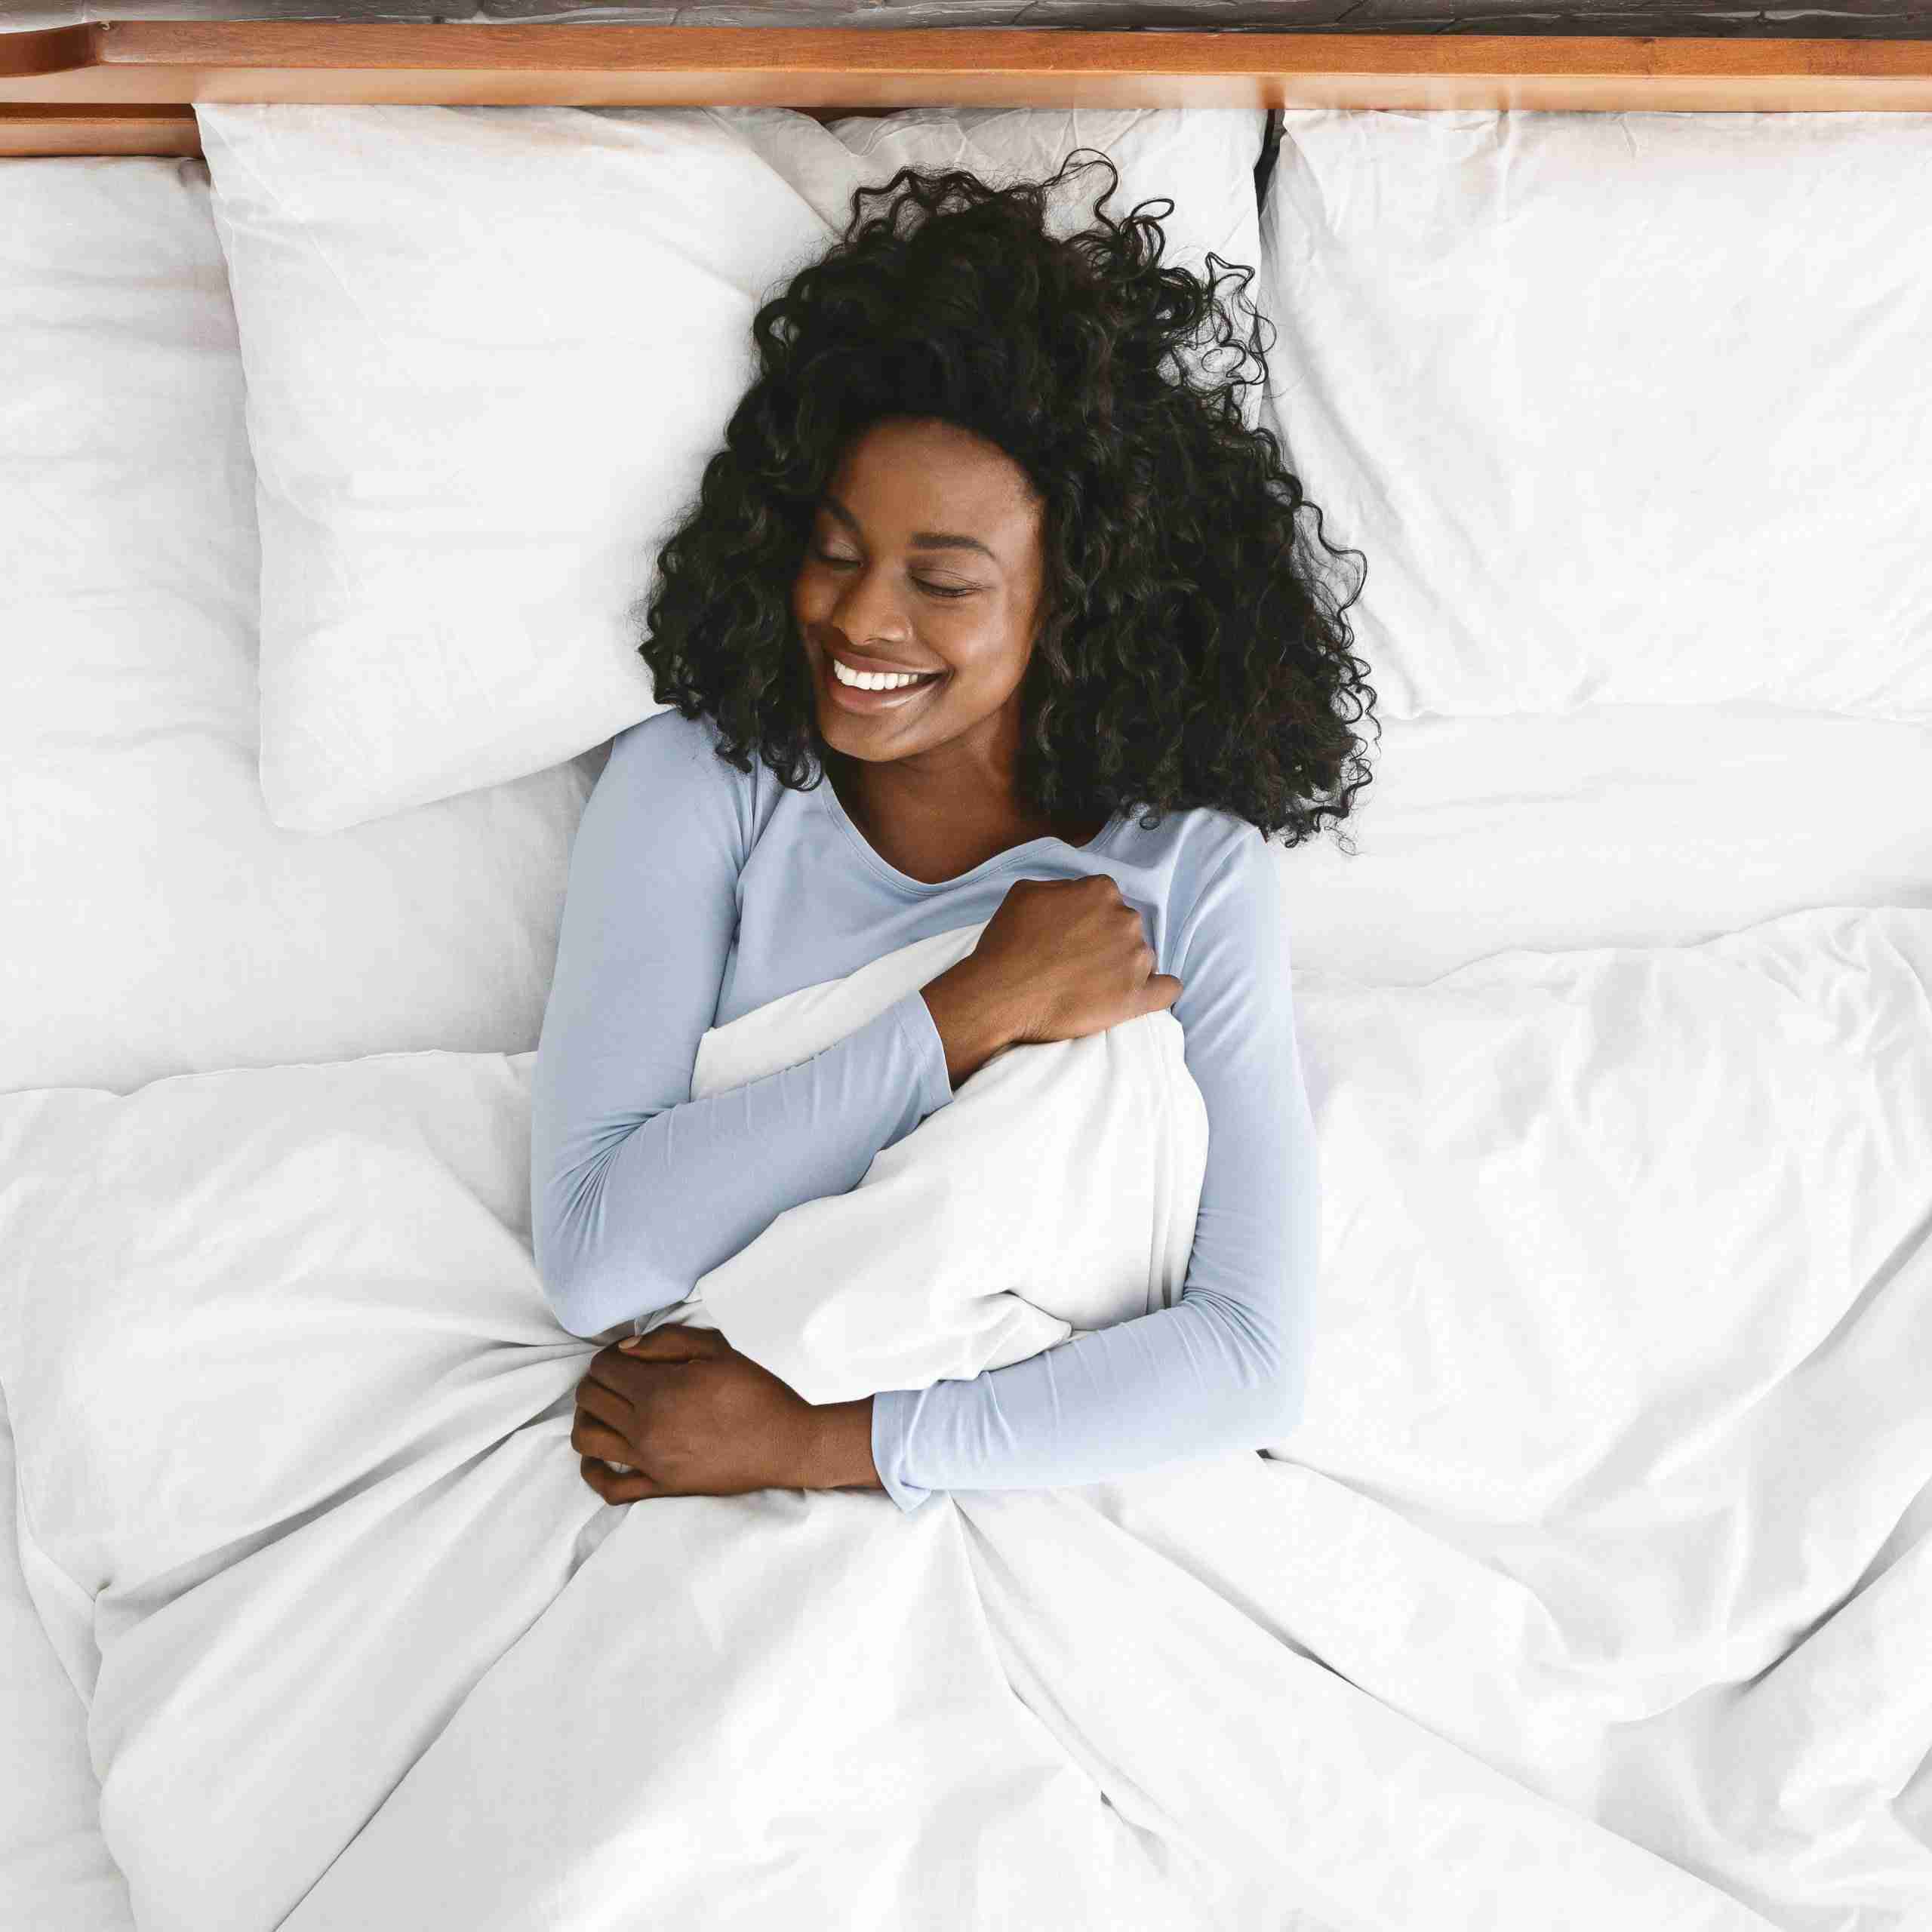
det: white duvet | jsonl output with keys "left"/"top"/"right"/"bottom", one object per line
{"left": 3, "top": 906, "right": 1929, "bottom": 1930}
{"left": 645, "top": 918, "right": 1208, "bottom": 1399}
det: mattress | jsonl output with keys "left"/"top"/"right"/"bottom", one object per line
{"left": 3, "top": 137, "right": 1930, "bottom": 1932}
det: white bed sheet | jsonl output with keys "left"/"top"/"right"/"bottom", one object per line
{"left": 3, "top": 906, "right": 1928, "bottom": 1930}
{"left": 1282, "top": 702, "right": 1932, "bottom": 986}
{"left": 8, "top": 707, "right": 1912, "bottom": 1932}
{"left": 1, "top": 1388, "right": 133, "bottom": 1932}
{"left": 5, "top": 146, "right": 1931, "bottom": 1932}
{"left": 0, "top": 145, "right": 591, "bottom": 1932}
{"left": 14, "top": 701, "right": 1924, "bottom": 1932}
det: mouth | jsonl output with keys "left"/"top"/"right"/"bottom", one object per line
{"left": 817, "top": 645, "right": 948, "bottom": 715}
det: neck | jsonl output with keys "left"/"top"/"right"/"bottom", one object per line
{"left": 825, "top": 708, "right": 1035, "bottom": 842}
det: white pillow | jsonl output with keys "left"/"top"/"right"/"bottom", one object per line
{"left": 1257, "top": 109, "right": 1932, "bottom": 722}
{"left": 721, "top": 103, "right": 1269, "bottom": 427}
{"left": 0, "top": 153, "right": 595, "bottom": 1097}
{"left": 194, "top": 102, "right": 1268, "bottom": 833}
{"left": 194, "top": 104, "right": 796, "bottom": 834}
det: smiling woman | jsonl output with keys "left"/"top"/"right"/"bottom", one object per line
{"left": 639, "top": 152, "right": 1376, "bottom": 857}
{"left": 533, "top": 151, "right": 1371, "bottom": 1515}
{"left": 794, "top": 411, "right": 1126, "bottom": 875}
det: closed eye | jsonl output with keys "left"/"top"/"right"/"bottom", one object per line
{"left": 812, "top": 551, "right": 976, "bottom": 599}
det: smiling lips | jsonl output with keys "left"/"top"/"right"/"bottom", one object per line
{"left": 821, "top": 645, "right": 946, "bottom": 710}
{"left": 832, "top": 658, "right": 938, "bottom": 691}
{"left": 827, "top": 641, "right": 943, "bottom": 676}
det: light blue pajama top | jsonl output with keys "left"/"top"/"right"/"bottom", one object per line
{"left": 531, "top": 707, "right": 1321, "bottom": 1514}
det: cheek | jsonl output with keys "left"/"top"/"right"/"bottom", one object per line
{"left": 947, "top": 623, "right": 1032, "bottom": 697}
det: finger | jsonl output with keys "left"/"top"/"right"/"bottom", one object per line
{"left": 581, "top": 1346, "right": 660, "bottom": 1396}
{"left": 580, "top": 1454, "right": 665, "bottom": 1506}
{"left": 574, "top": 1376, "right": 633, "bottom": 1435}
{"left": 571, "top": 1414, "right": 636, "bottom": 1465}
{"left": 618, "top": 1324, "right": 728, "bottom": 1361}
{"left": 582, "top": 1335, "right": 695, "bottom": 1393}
{"left": 1139, "top": 972, "right": 1183, "bottom": 1014}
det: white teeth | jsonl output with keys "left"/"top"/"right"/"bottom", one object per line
{"left": 832, "top": 657, "right": 934, "bottom": 692}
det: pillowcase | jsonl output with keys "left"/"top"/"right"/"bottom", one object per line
{"left": 195, "top": 103, "right": 1269, "bottom": 833}
{"left": 194, "top": 104, "right": 801, "bottom": 834}
{"left": 1257, "top": 109, "right": 1932, "bottom": 722}
{"left": 0, "top": 152, "right": 596, "bottom": 1097}
{"left": 721, "top": 102, "right": 1270, "bottom": 430}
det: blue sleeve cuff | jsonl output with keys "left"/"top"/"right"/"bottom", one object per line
{"left": 871, "top": 1384, "right": 939, "bottom": 1515}
{"left": 888, "top": 988, "right": 955, "bottom": 1125}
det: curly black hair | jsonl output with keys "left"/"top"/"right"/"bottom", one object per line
{"left": 635, "top": 147, "right": 1378, "bottom": 852}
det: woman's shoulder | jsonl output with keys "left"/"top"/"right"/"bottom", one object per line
{"left": 586, "top": 708, "right": 779, "bottom": 869}
{"left": 608, "top": 702, "right": 731, "bottom": 765}
{"left": 604, "top": 706, "right": 758, "bottom": 807}
{"left": 1118, "top": 803, "right": 1281, "bottom": 979}
{"left": 1118, "top": 798, "right": 1266, "bottom": 892}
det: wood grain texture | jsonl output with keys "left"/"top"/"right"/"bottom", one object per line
{"left": 4, "top": 20, "right": 1932, "bottom": 154}
{"left": 0, "top": 100, "right": 197, "bottom": 147}
{"left": 6, "top": 0, "right": 1932, "bottom": 29}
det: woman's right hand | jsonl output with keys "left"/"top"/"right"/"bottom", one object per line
{"left": 920, "top": 875, "right": 1183, "bottom": 1086}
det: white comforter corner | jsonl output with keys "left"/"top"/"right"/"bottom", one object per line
{"left": 1, "top": 906, "right": 1927, "bottom": 1930}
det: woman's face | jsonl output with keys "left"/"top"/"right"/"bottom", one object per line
{"left": 792, "top": 415, "right": 1047, "bottom": 766}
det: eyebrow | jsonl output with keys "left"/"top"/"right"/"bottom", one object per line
{"left": 821, "top": 495, "right": 997, "bottom": 563}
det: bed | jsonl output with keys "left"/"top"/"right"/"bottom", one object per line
{"left": 2, "top": 28, "right": 1929, "bottom": 1932}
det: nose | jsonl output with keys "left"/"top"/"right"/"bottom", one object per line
{"left": 826, "top": 558, "right": 910, "bottom": 647}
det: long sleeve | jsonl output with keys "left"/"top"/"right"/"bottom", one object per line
{"left": 868, "top": 827, "right": 1321, "bottom": 1512}
{"left": 530, "top": 715, "right": 955, "bottom": 1341}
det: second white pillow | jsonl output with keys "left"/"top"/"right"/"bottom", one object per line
{"left": 1257, "top": 108, "right": 1932, "bottom": 724}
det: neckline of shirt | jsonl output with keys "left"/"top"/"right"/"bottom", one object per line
{"left": 812, "top": 768, "right": 1130, "bottom": 897}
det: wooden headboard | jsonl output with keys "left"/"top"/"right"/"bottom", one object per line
{"left": 3, "top": 23, "right": 1930, "bottom": 158}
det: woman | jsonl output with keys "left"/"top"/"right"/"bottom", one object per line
{"left": 534, "top": 152, "right": 1375, "bottom": 1516}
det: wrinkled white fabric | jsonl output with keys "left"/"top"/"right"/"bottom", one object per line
{"left": 7, "top": 903, "right": 1921, "bottom": 1927}
{"left": 635, "top": 919, "right": 1208, "bottom": 1402}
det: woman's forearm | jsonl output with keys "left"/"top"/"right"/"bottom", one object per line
{"left": 535, "top": 992, "right": 952, "bottom": 1338}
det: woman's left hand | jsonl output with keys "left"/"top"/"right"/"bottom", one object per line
{"left": 572, "top": 1325, "right": 832, "bottom": 1503}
